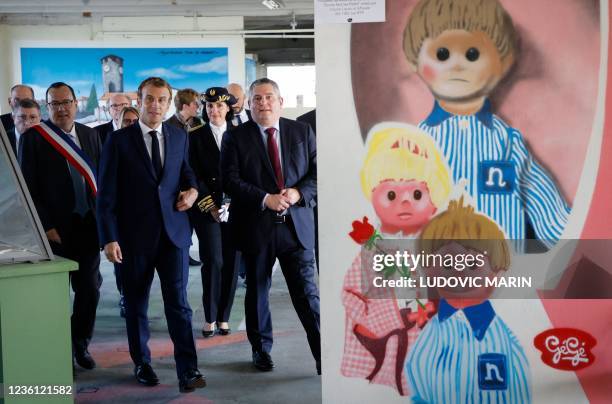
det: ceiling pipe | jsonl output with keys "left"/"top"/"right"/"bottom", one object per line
{"left": 97, "top": 28, "right": 314, "bottom": 39}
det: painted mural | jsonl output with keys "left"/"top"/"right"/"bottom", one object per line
{"left": 320, "top": 0, "right": 611, "bottom": 402}
{"left": 20, "top": 47, "right": 228, "bottom": 123}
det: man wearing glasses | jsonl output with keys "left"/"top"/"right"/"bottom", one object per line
{"left": 20, "top": 82, "right": 102, "bottom": 371}
{"left": 1, "top": 84, "right": 35, "bottom": 132}
{"left": 95, "top": 93, "right": 130, "bottom": 144}
{"left": 8, "top": 98, "right": 40, "bottom": 161}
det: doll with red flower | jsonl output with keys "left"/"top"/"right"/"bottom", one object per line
{"left": 341, "top": 123, "right": 451, "bottom": 395}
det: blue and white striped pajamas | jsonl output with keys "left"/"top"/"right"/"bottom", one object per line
{"left": 419, "top": 101, "right": 570, "bottom": 248}
{"left": 406, "top": 300, "right": 531, "bottom": 403}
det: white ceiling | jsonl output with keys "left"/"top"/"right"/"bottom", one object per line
{"left": 0, "top": 0, "right": 313, "bottom": 22}
{"left": 0, "top": 1, "right": 315, "bottom": 64}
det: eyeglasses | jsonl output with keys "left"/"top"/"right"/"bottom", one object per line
{"left": 110, "top": 102, "right": 130, "bottom": 109}
{"left": 47, "top": 99, "right": 75, "bottom": 109}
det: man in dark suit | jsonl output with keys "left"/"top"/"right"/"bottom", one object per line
{"left": 296, "top": 109, "right": 316, "bottom": 134}
{"left": 94, "top": 93, "right": 130, "bottom": 145}
{"left": 165, "top": 88, "right": 205, "bottom": 267}
{"left": 20, "top": 82, "right": 102, "bottom": 370}
{"left": 221, "top": 78, "right": 320, "bottom": 374}
{"left": 7, "top": 98, "right": 41, "bottom": 160}
{"left": 97, "top": 77, "right": 206, "bottom": 393}
{"left": 1, "top": 84, "right": 35, "bottom": 132}
{"left": 296, "top": 108, "right": 318, "bottom": 270}
{"left": 94, "top": 92, "right": 130, "bottom": 316}
{"left": 226, "top": 83, "right": 252, "bottom": 127}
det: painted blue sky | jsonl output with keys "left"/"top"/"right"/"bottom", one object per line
{"left": 21, "top": 47, "right": 228, "bottom": 99}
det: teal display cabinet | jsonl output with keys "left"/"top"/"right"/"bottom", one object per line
{"left": 0, "top": 121, "right": 76, "bottom": 403}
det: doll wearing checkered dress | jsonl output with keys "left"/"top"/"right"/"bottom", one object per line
{"left": 341, "top": 123, "right": 451, "bottom": 395}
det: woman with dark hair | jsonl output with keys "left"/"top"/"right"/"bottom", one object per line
{"left": 189, "top": 87, "right": 239, "bottom": 337}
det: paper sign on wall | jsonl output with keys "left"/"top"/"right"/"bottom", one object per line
{"left": 315, "top": 0, "right": 385, "bottom": 24}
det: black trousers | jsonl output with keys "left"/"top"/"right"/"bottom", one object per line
{"left": 193, "top": 217, "right": 240, "bottom": 324}
{"left": 50, "top": 212, "right": 102, "bottom": 350}
{"left": 113, "top": 263, "right": 123, "bottom": 296}
{"left": 242, "top": 217, "right": 320, "bottom": 362}
{"left": 121, "top": 231, "right": 198, "bottom": 378}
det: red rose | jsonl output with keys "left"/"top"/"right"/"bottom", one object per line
{"left": 408, "top": 301, "right": 436, "bottom": 328}
{"left": 349, "top": 216, "right": 376, "bottom": 245}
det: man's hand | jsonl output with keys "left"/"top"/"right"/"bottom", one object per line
{"left": 104, "top": 241, "right": 123, "bottom": 263}
{"left": 281, "top": 188, "right": 301, "bottom": 205}
{"left": 176, "top": 188, "right": 198, "bottom": 211}
{"left": 46, "top": 228, "right": 62, "bottom": 244}
{"left": 265, "top": 193, "right": 291, "bottom": 212}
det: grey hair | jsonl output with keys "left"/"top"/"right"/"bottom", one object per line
{"left": 248, "top": 78, "right": 281, "bottom": 99}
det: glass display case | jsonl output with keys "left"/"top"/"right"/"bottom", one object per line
{"left": 0, "top": 120, "right": 53, "bottom": 264}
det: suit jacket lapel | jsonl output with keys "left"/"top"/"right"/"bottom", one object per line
{"left": 75, "top": 124, "right": 89, "bottom": 154}
{"left": 248, "top": 121, "right": 276, "bottom": 181}
{"left": 279, "top": 118, "right": 291, "bottom": 185}
{"left": 162, "top": 122, "right": 172, "bottom": 180}
{"left": 131, "top": 123, "right": 157, "bottom": 180}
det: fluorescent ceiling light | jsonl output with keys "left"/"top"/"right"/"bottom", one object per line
{"left": 262, "top": 0, "right": 285, "bottom": 10}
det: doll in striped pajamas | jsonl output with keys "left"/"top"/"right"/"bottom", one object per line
{"left": 407, "top": 198, "right": 531, "bottom": 403}
{"left": 403, "top": 0, "right": 570, "bottom": 248}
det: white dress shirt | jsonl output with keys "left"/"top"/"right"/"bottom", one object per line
{"left": 233, "top": 109, "right": 250, "bottom": 126}
{"left": 14, "top": 127, "right": 22, "bottom": 154}
{"left": 67, "top": 125, "right": 81, "bottom": 148}
{"left": 209, "top": 121, "right": 227, "bottom": 150}
{"left": 139, "top": 120, "right": 165, "bottom": 167}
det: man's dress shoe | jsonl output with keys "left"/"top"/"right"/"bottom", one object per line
{"left": 252, "top": 351, "right": 274, "bottom": 371}
{"left": 135, "top": 364, "right": 160, "bottom": 386}
{"left": 74, "top": 348, "right": 96, "bottom": 370}
{"left": 179, "top": 369, "right": 206, "bottom": 393}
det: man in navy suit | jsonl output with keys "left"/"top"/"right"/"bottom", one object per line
{"left": 94, "top": 93, "right": 130, "bottom": 145}
{"left": 20, "top": 82, "right": 102, "bottom": 371}
{"left": 226, "top": 83, "right": 252, "bottom": 127}
{"left": 94, "top": 92, "right": 131, "bottom": 316}
{"left": 1, "top": 84, "right": 35, "bottom": 132}
{"left": 221, "top": 78, "right": 320, "bottom": 374}
{"left": 97, "top": 77, "right": 205, "bottom": 393}
{"left": 7, "top": 98, "right": 41, "bottom": 160}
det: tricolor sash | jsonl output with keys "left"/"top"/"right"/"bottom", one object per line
{"left": 32, "top": 120, "right": 98, "bottom": 196}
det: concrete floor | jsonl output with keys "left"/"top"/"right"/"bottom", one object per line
{"left": 73, "top": 247, "right": 322, "bottom": 404}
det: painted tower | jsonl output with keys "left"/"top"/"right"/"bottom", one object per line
{"left": 101, "top": 55, "right": 124, "bottom": 93}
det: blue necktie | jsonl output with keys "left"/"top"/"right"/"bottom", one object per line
{"left": 149, "top": 130, "right": 163, "bottom": 180}
{"left": 17, "top": 135, "right": 23, "bottom": 165}
{"left": 68, "top": 134, "right": 89, "bottom": 216}
{"left": 236, "top": 114, "right": 242, "bottom": 125}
